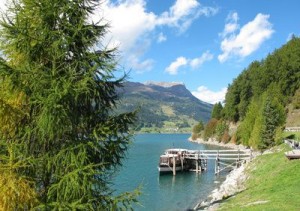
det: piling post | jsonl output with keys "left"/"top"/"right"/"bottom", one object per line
{"left": 199, "top": 152, "right": 202, "bottom": 173}
{"left": 180, "top": 154, "right": 184, "bottom": 171}
{"left": 173, "top": 155, "right": 176, "bottom": 176}
{"left": 214, "top": 158, "right": 217, "bottom": 174}
{"left": 196, "top": 153, "right": 199, "bottom": 173}
{"left": 199, "top": 151, "right": 202, "bottom": 173}
{"left": 215, "top": 150, "right": 220, "bottom": 175}
{"left": 237, "top": 149, "right": 240, "bottom": 168}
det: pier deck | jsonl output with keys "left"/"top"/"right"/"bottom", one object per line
{"left": 159, "top": 149, "right": 252, "bottom": 176}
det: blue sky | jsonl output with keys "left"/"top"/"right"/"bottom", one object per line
{"left": 94, "top": 0, "right": 300, "bottom": 104}
{"left": 1, "top": 0, "right": 300, "bottom": 104}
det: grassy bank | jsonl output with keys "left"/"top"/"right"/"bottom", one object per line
{"left": 283, "top": 131, "right": 300, "bottom": 140}
{"left": 219, "top": 144, "right": 300, "bottom": 210}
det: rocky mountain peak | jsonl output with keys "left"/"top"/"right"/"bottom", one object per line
{"left": 144, "top": 81, "right": 185, "bottom": 88}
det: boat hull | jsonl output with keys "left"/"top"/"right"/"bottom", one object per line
{"left": 285, "top": 150, "right": 300, "bottom": 160}
{"left": 158, "top": 165, "right": 183, "bottom": 173}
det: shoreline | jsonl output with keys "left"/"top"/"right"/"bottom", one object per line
{"left": 189, "top": 137, "right": 250, "bottom": 150}
{"left": 189, "top": 137, "right": 259, "bottom": 210}
{"left": 193, "top": 162, "right": 249, "bottom": 210}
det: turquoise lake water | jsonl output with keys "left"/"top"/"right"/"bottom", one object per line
{"left": 112, "top": 134, "right": 228, "bottom": 211}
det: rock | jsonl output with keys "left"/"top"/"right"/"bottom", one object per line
{"left": 194, "top": 162, "right": 251, "bottom": 210}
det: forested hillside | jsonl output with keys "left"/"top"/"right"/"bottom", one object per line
{"left": 192, "top": 36, "right": 300, "bottom": 149}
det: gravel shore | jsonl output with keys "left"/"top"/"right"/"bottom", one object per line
{"left": 193, "top": 163, "right": 248, "bottom": 210}
{"left": 189, "top": 137, "right": 249, "bottom": 150}
{"left": 189, "top": 137, "right": 259, "bottom": 210}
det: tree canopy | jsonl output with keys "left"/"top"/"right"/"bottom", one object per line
{"left": 197, "top": 37, "right": 300, "bottom": 149}
{"left": 211, "top": 102, "right": 223, "bottom": 120}
{"left": 224, "top": 37, "right": 300, "bottom": 123}
{"left": 0, "top": 0, "right": 137, "bottom": 209}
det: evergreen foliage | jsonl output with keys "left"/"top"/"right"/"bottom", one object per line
{"left": 224, "top": 37, "right": 300, "bottom": 123}
{"left": 237, "top": 99, "right": 259, "bottom": 146}
{"left": 260, "top": 96, "right": 285, "bottom": 149}
{"left": 0, "top": 0, "right": 138, "bottom": 209}
{"left": 292, "top": 88, "right": 300, "bottom": 109}
{"left": 215, "top": 120, "right": 228, "bottom": 141}
{"left": 199, "top": 37, "right": 300, "bottom": 149}
{"left": 191, "top": 121, "right": 204, "bottom": 140}
{"left": 203, "top": 118, "right": 218, "bottom": 140}
{"left": 211, "top": 102, "right": 223, "bottom": 120}
{"left": 193, "top": 121, "right": 204, "bottom": 134}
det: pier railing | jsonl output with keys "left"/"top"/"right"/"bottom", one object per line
{"left": 184, "top": 149, "right": 252, "bottom": 175}
{"left": 184, "top": 149, "right": 252, "bottom": 160}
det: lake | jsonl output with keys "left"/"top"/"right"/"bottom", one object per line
{"left": 112, "top": 133, "right": 228, "bottom": 211}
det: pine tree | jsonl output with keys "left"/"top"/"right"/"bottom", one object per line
{"left": 261, "top": 96, "right": 285, "bottom": 149}
{"left": 211, "top": 102, "right": 223, "bottom": 120}
{"left": 0, "top": 0, "right": 138, "bottom": 209}
{"left": 237, "top": 99, "right": 260, "bottom": 146}
{"left": 192, "top": 121, "right": 204, "bottom": 140}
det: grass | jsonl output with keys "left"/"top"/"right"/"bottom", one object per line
{"left": 283, "top": 131, "right": 300, "bottom": 140}
{"left": 161, "top": 105, "right": 175, "bottom": 116}
{"left": 219, "top": 144, "right": 300, "bottom": 211}
{"left": 285, "top": 104, "right": 300, "bottom": 127}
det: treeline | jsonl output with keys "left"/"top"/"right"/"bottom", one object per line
{"left": 192, "top": 36, "right": 300, "bottom": 149}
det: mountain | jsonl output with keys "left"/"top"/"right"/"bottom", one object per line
{"left": 116, "top": 81, "right": 212, "bottom": 133}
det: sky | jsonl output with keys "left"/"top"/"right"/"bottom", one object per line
{"left": 1, "top": 0, "right": 300, "bottom": 104}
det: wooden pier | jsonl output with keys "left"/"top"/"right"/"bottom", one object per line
{"left": 159, "top": 149, "right": 253, "bottom": 176}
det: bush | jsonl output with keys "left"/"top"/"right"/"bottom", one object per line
{"left": 191, "top": 133, "right": 198, "bottom": 140}
{"left": 215, "top": 121, "right": 228, "bottom": 141}
{"left": 222, "top": 131, "right": 231, "bottom": 143}
{"left": 203, "top": 118, "right": 218, "bottom": 140}
{"left": 230, "top": 133, "right": 238, "bottom": 144}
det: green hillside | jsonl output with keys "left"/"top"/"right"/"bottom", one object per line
{"left": 193, "top": 36, "right": 300, "bottom": 149}
{"left": 219, "top": 144, "right": 300, "bottom": 210}
{"left": 116, "top": 82, "right": 212, "bottom": 133}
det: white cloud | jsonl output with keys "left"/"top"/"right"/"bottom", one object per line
{"left": 218, "top": 13, "right": 274, "bottom": 63}
{"left": 165, "top": 56, "right": 188, "bottom": 75}
{"left": 171, "top": 0, "right": 199, "bottom": 18}
{"left": 157, "top": 32, "right": 167, "bottom": 43}
{"left": 98, "top": 0, "right": 217, "bottom": 52}
{"left": 157, "top": 0, "right": 200, "bottom": 32}
{"left": 220, "top": 12, "right": 239, "bottom": 38}
{"left": 92, "top": 0, "right": 218, "bottom": 72}
{"left": 0, "top": 0, "right": 218, "bottom": 73}
{"left": 97, "top": 0, "right": 157, "bottom": 53}
{"left": 127, "top": 55, "right": 154, "bottom": 74}
{"left": 157, "top": 0, "right": 218, "bottom": 33}
{"left": 190, "top": 51, "right": 213, "bottom": 69}
{"left": 192, "top": 86, "right": 227, "bottom": 104}
{"left": 166, "top": 51, "right": 213, "bottom": 74}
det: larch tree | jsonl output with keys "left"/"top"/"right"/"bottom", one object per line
{"left": 211, "top": 102, "right": 223, "bottom": 120}
{"left": 261, "top": 97, "right": 285, "bottom": 149}
{"left": 0, "top": 0, "right": 138, "bottom": 209}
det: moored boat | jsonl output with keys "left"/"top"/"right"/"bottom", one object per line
{"left": 158, "top": 149, "right": 187, "bottom": 173}
{"left": 285, "top": 150, "right": 300, "bottom": 160}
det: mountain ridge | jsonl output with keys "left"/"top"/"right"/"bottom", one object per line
{"left": 117, "top": 81, "right": 212, "bottom": 133}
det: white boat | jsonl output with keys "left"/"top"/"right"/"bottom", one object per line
{"left": 158, "top": 149, "right": 188, "bottom": 173}
{"left": 285, "top": 150, "right": 300, "bottom": 160}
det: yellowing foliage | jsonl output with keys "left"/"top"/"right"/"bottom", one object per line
{"left": 0, "top": 79, "right": 26, "bottom": 138}
{"left": 0, "top": 170, "right": 37, "bottom": 210}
